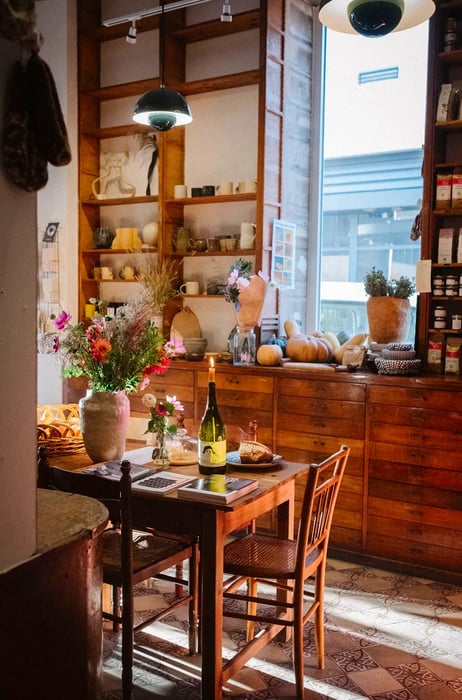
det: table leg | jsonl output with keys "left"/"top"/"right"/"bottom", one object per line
{"left": 200, "top": 510, "right": 225, "bottom": 700}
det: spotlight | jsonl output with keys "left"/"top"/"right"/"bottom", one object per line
{"left": 126, "top": 19, "right": 137, "bottom": 44}
{"left": 221, "top": 3, "right": 232, "bottom": 22}
{"left": 319, "top": 0, "right": 435, "bottom": 37}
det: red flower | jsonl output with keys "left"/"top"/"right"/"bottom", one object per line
{"left": 155, "top": 404, "right": 169, "bottom": 417}
{"left": 90, "top": 338, "right": 111, "bottom": 362}
{"left": 143, "top": 356, "right": 170, "bottom": 376}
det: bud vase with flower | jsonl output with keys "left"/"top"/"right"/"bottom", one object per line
{"left": 142, "top": 393, "right": 184, "bottom": 467}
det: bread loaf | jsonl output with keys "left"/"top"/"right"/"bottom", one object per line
{"left": 239, "top": 440, "right": 272, "bottom": 464}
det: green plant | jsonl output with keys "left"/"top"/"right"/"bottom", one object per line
{"left": 364, "top": 267, "right": 415, "bottom": 299}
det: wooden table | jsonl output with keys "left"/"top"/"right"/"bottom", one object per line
{"left": 55, "top": 447, "right": 309, "bottom": 699}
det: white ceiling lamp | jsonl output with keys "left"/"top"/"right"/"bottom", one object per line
{"left": 319, "top": 0, "right": 435, "bottom": 37}
{"left": 132, "top": 2, "right": 192, "bottom": 131}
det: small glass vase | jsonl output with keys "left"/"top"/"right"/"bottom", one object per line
{"left": 233, "top": 325, "right": 256, "bottom": 366}
{"left": 151, "top": 430, "right": 170, "bottom": 468}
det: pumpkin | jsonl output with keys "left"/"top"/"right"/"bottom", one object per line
{"left": 263, "top": 334, "right": 287, "bottom": 355}
{"left": 257, "top": 344, "right": 283, "bottom": 366}
{"left": 284, "top": 319, "right": 334, "bottom": 363}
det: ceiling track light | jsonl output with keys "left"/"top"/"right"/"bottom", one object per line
{"left": 103, "top": 0, "right": 214, "bottom": 28}
{"left": 221, "top": 3, "right": 232, "bottom": 22}
{"left": 318, "top": 0, "right": 435, "bottom": 38}
{"left": 126, "top": 18, "right": 138, "bottom": 44}
{"left": 132, "top": 2, "right": 192, "bottom": 132}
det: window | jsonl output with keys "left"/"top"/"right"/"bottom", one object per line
{"left": 318, "top": 23, "right": 429, "bottom": 343}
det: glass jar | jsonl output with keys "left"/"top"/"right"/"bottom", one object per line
{"left": 452, "top": 315, "right": 462, "bottom": 330}
{"left": 434, "top": 306, "right": 447, "bottom": 329}
{"left": 433, "top": 275, "right": 445, "bottom": 296}
{"left": 446, "top": 275, "right": 458, "bottom": 296}
{"left": 233, "top": 325, "right": 256, "bottom": 366}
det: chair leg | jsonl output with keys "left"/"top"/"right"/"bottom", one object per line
{"left": 246, "top": 577, "right": 257, "bottom": 641}
{"left": 188, "top": 545, "right": 200, "bottom": 654}
{"left": 293, "top": 588, "right": 306, "bottom": 700}
{"left": 175, "top": 563, "right": 184, "bottom": 598}
{"left": 113, "top": 585, "right": 121, "bottom": 632}
{"left": 314, "top": 568, "right": 325, "bottom": 669}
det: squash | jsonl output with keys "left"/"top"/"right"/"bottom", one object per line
{"left": 284, "top": 319, "right": 334, "bottom": 363}
{"left": 257, "top": 344, "right": 283, "bottom": 366}
{"left": 264, "top": 334, "right": 287, "bottom": 356}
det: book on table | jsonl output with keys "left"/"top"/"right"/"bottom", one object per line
{"left": 177, "top": 475, "right": 259, "bottom": 504}
{"left": 132, "top": 471, "right": 197, "bottom": 495}
{"left": 84, "top": 460, "right": 153, "bottom": 481}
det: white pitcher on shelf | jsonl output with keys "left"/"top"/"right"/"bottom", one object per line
{"left": 240, "top": 222, "right": 256, "bottom": 250}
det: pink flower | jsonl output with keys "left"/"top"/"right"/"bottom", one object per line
{"left": 54, "top": 310, "right": 71, "bottom": 330}
{"left": 155, "top": 404, "right": 169, "bottom": 417}
{"left": 236, "top": 277, "right": 250, "bottom": 291}
{"left": 166, "top": 395, "right": 184, "bottom": 412}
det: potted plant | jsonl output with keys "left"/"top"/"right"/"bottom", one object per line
{"left": 364, "top": 267, "right": 416, "bottom": 344}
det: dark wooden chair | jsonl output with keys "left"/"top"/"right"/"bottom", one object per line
{"left": 48, "top": 459, "right": 199, "bottom": 700}
{"left": 221, "top": 444, "right": 350, "bottom": 699}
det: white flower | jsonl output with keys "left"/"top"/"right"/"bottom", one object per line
{"left": 142, "top": 393, "right": 157, "bottom": 408}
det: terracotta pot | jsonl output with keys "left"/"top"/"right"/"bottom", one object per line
{"left": 79, "top": 390, "right": 130, "bottom": 463}
{"left": 366, "top": 296, "right": 411, "bottom": 344}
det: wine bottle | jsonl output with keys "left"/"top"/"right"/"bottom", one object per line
{"left": 198, "top": 381, "right": 227, "bottom": 475}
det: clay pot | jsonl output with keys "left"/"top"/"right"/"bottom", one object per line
{"left": 366, "top": 296, "right": 411, "bottom": 344}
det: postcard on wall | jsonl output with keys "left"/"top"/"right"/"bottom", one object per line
{"left": 271, "top": 220, "right": 296, "bottom": 289}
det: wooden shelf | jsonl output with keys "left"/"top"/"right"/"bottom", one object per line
{"left": 82, "top": 248, "right": 156, "bottom": 255}
{"left": 165, "top": 193, "right": 256, "bottom": 206}
{"left": 82, "top": 196, "right": 158, "bottom": 207}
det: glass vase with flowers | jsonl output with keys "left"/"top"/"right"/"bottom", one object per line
{"left": 141, "top": 393, "right": 184, "bottom": 467}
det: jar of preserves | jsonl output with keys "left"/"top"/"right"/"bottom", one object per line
{"left": 433, "top": 275, "right": 445, "bottom": 295}
{"left": 446, "top": 274, "right": 458, "bottom": 296}
{"left": 434, "top": 306, "right": 447, "bottom": 329}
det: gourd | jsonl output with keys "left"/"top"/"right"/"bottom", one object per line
{"left": 284, "top": 320, "right": 333, "bottom": 363}
{"left": 264, "top": 334, "right": 287, "bottom": 355}
{"left": 257, "top": 344, "right": 283, "bottom": 366}
{"left": 332, "top": 332, "right": 368, "bottom": 364}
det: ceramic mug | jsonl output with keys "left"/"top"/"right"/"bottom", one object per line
{"left": 202, "top": 185, "right": 215, "bottom": 196}
{"left": 216, "top": 180, "right": 233, "bottom": 195}
{"left": 237, "top": 179, "right": 257, "bottom": 194}
{"left": 119, "top": 265, "right": 135, "bottom": 280}
{"left": 180, "top": 281, "right": 200, "bottom": 295}
{"left": 174, "top": 184, "right": 187, "bottom": 198}
{"left": 191, "top": 187, "right": 203, "bottom": 197}
{"left": 92, "top": 266, "right": 102, "bottom": 280}
{"left": 207, "top": 238, "right": 218, "bottom": 251}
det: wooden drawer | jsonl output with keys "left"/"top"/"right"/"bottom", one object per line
{"left": 368, "top": 384, "right": 462, "bottom": 411}
{"left": 368, "top": 402, "right": 462, "bottom": 433}
{"left": 130, "top": 368, "right": 195, "bottom": 419}
{"left": 278, "top": 407, "right": 364, "bottom": 440}
{"left": 276, "top": 432, "right": 364, "bottom": 466}
{"left": 369, "top": 459, "right": 462, "bottom": 490}
{"left": 368, "top": 495, "right": 462, "bottom": 526}
{"left": 278, "top": 377, "right": 366, "bottom": 402}
{"left": 197, "top": 370, "right": 274, "bottom": 395}
{"left": 369, "top": 422, "right": 462, "bottom": 450}
{"left": 370, "top": 440, "right": 462, "bottom": 469}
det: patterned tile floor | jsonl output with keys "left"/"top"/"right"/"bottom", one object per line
{"left": 102, "top": 558, "right": 462, "bottom": 699}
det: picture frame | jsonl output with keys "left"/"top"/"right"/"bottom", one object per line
{"left": 271, "top": 219, "right": 296, "bottom": 288}
{"left": 43, "top": 222, "right": 59, "bottom": 242}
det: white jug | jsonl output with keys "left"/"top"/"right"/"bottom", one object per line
{"left": 240, "top": 222, "right": 256, "bottom": 250}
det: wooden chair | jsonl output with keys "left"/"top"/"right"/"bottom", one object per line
{"left": 221, "top": 444, "right": 350, "bottom": 699}
{"left": 49, "top": 460, "right": 199, "bottom": 700}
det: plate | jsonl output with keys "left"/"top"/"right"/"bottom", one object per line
{"left": 168, "top": 456, "right": 198, "bottom": 466}
{"left": 226, "top": 451, "right": 283, "bottom": 470}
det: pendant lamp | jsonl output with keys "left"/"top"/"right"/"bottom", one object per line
{"left": 319, "top": 0, "right": 435, "bottom": 37}
{"left": 133, "top": 3, "right": 192, "bottom": 131}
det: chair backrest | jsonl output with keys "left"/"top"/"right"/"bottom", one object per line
{"left": 296, "top": 445, "right": 350, "bottom": 570}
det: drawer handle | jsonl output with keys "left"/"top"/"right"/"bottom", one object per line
{"left": 409, "top": 547, "right": 423, "bottom": 554}
{"left": 409, "top": 527, "right": 422, "bottom": 536}
{"left": 313, "top": 421, "right": 326, "bottom": 428}
{"left": 227, "top": 378, "right": 241, "bottom": 385}
{"left": 409, "top": 509, "right": 423, "bottom": 516}
{"left": 312, "top": 439, "right": 326, "bottom": 446}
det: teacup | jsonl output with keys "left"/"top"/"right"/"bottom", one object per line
{"left": 180, "top": 281, "right": 200, "bottom": 295}
{"left": 216, "top": 181, "right": 233, "bottom": 195}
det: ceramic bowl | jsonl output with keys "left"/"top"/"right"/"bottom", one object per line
{"left": 183, "top": 337, "right": 207, "bottom": 355}
{"left": 382, "top": 349, "right": 416, "bottom": 360}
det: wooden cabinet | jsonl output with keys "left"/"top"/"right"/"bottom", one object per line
{"left": 419, "top": 2, "right": 462, "bottom": 367}
{"left": 64, "top": 364, "right": 462, "bottom": 585}
{"left": 76, "top": 2, "right": 287, "bottom": 327}
{"left": 275, "top": 375, "right": 366, "bottom": 551}
{"left": 367, "top": 383, "right": 462, "bottom": 578}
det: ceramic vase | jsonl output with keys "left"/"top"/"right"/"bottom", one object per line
{"left": 366, "top": 297, "right": 411, "bottom": 344}
{"left": 79, "top": 390, "right": 130, "bottom": 463}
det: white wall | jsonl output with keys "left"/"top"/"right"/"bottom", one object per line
{"left": 0, "top": 0, "right": 77, "bottom": 571}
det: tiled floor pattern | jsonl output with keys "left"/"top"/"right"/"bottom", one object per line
{"left": 102, "top": 558, "right": 462, "bottom": 699}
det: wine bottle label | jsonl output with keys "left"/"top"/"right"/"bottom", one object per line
{"left": 198, "top": 439, "right": 227, "bottom": 467}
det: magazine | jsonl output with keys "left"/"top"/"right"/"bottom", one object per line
{"left": 132, "top": 471, "right": 196, "bottom": 495}
{"left": 84, "top": 460, "right": 153, "bottom": 481}
{"left": 177, "top": 476, "right": 259, "bottom": 504}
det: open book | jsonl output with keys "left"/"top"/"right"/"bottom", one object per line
{"left": 132, "top": 471, "right": 196, "bottom": 495}
{"left": 177, "top": 475, "right": 259, "bottom": 504}
{"left": 84, "top": 460, "right": 153, "bottom": 481}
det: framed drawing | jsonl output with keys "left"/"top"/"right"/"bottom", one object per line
{"left": 271, "top": 220, "right": 296, "bottom": 288}
{"left": 43, "top": 222, "right": 59, "bottom": 242}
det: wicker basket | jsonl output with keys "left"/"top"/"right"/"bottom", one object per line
{"left": 37, "top": 404, "right": 85, "bottom": 456}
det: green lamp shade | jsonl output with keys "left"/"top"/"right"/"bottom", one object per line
{"left": 319, "top": 0, "right": 434, "bottom": 36}
{"left": 133, "top": 87, "right": 192, "bottom": 131}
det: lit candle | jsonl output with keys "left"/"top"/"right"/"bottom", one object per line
{"left": 208, "top": 356, "right": 215, "bottom": 383}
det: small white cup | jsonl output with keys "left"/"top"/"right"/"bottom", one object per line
{"left": 237, "top": 179, "right": 257, "bottom": 194}
{"left": 174, "top": 184, "right": 188, "bottom": 198}
{"left": 216, "top": 180, "right": 233, "bottom": 195}
{"left": 180, "top": 281, "right": 200, "bottom": 295}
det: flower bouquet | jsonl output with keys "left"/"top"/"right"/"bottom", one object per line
{"left": 142, "top": 392, "right": 184, "bottom": 465}
{"left": 225, "top": 258, "right": 269, "bottom": 327}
